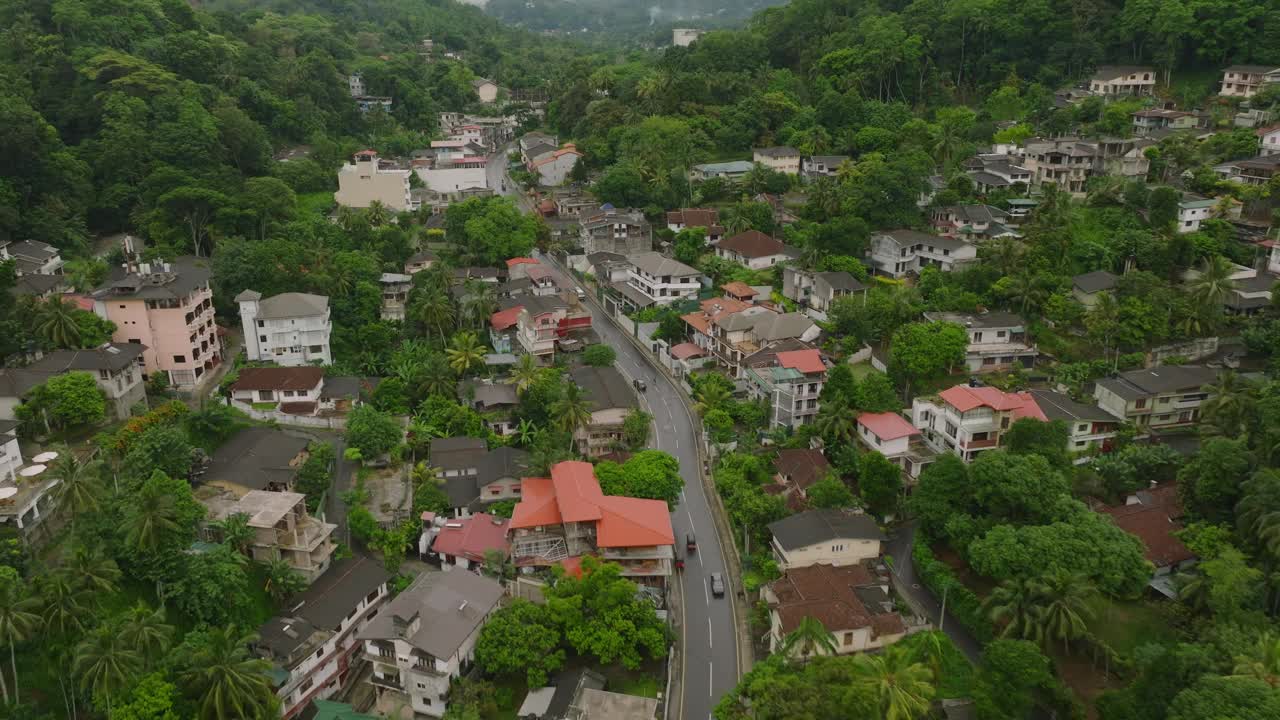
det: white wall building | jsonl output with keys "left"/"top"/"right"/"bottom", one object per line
{"left": 1177, "top": 196, "right": 1217, "bottom": 233}
{"left": 921, "top": 311, "right": 1038, "bottom": 373}
{"left": 335, "top": 151, "right": 413, "bottom": 211}
{"left": 672, "top": 28, "right": 705, "bottom": 47}
{"left": 1259, "top": 125, "right": 1280, "bottom": 157}
{"left": 868, "top": 230, "right": 977, "bottom": 278}
{"left": 0, "top": 421, "right": 21, "bottom": 483}
{"left": 626, "top": 252, "right": 701, "bottom": 306}
{"left": 237, "top": 290, "right": 333, "bottom": 367}
{"left": 753, "top": 147, "right": 801, "bottom": 175}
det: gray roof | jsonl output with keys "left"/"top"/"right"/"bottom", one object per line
{"left": 769, "top": 509, "right": 884, "bottom": 551}
{"left": 876, "top": 229, "right": 945, "bottom": 246}
{"left": 3, "top": 240, "right": 59, "bottom": 262}
{"left": 10, "top": 273, "right": 65, "bottom": 297}
{"left": 570, "top": 366, "right": 636, "bottom": 412}
{"left": 1092, "top": 66, "right": 1154, "bottom": 81}
{"left": 0, "top": 369, "right": 45, "bottom": 399}
{"left": 97, "top": 256, "right": 212, "bottom": 301}
{"left": 628, "top": 252, "right": 699, "bottom": 278}
{"left": 429, "top": 437, "right": 487, "bottom": 472}
{"left": 937, "top": 205, "right": 1009, "bottom": 224}
{"left": 29, "top": 343, "right": 145, "bottom": 373}
{"left": 1073, "top": 270, "right": 1119, "bottom": 294}
{"left": 922, "top": 311, "right": 1026, "bottom": 330}
{"left": 693, "top": 160, "right": 753, "bottom": 174}
{"left": 808, "top": 155, "right": 849, "bottom": 166}
{"left": 1028, "top": 390, "right": 1117, "bottom": 423}
{"left": 814, "top": 271, "right": 865, "bottom": 293}
{"left": 257, "top": 553, "right": 390, "bottom": 658}
{"left": 255, "top": 292, "right": 329, "bottom": 320}
{"left": 320, "top": 376, "right": 379, "bottom": 401}
{"left": 461, "top": 381, "right": 519, "bottom": 409}
{"left": 721, "top": 310, "right": 816, "bottom": 341}
{"left": 0, "top": 420, "right": 17, "bottom": 440}
{"left": 755, "top": 146, "right": 800, "bottom": 157}
{"left": 444, "top": 445, "right": 530, "bottom": 510}
{"left": 521, "top": 294, "right": 569, "bottom": 317}
{"left": 358, "top": 569, "right": 503, "bottom": 658}
{"left": 587, "top": 251, "right": 628, "bottom": 268}
{"left": 1095, "top": 365, "right": 1218, "bottom": 400}
{"left": 235, "top": 289, "right": 262, "bottom": 302}
{"left": 206, "top": 427, "right": 310, "bottom": 491}
{"left": 610, "top": 281, "right": 656, "bottom": 309}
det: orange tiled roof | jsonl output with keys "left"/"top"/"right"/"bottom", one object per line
{"left": 776, "top": 349, "right": 825, "bottom": 375}
{"left": 507, "top": 461, "right": 674, "bottom": 548}
{"left": 938, "top": 385, "right": 1047, "bottom": 420}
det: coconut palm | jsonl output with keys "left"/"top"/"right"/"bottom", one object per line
{"left": 778, "top": 615, "right": 838, "bottom": 660}
{"left": 1037, "top": 570, "right": 1096, "bottom": 654}
{"left": 49, "top": 450, "right": 104, "bottom": 529}
{"left": 550, "top": 384, "right": 593, "bottom": 454}
{"left": 124, "top": 481, "right": 180, "bottom": 554}
{"left": 1237, "top": 471, "right": 1280, "bottom": 555}
{"left": 814, "top": 403, "right": 858, "bottom": 446}
{"left": 35, "top": 297, "right": 82, "bottom": 349}
{"left": 1004, "top": 272, "right": 1049, "bottom": 317}
{"left": 0, "top": 577, "right": 41, "bottom": 704}
{"left": 932, "top": 122, "right": 966, "bottom": 169}
{"left": 40, "top": 574, "right": 89, "bottom": 640}
{"left": 1187, "top": 255, "right": 1238, "bottom": 309}
{"left": 365, "top": 200, "right": 392, "bottom": 227}
{"left": 64, "top": 545, "right": 121, "bottom": 595}
{"left": 73, "top": 625, "right": 141, "bottom": 710}
{"left": 852, "top": 645, "right": 936, "bottom": 720}
{"left": 262, "top": 560, "right": 306, "bottom": 605}
{"left": 119, "top": 603, "right": 174, "bottom": 660}
{"left": 416, "top": 353, "right": 456, "bottom": 399}
{"left": 983, "top": 576, "right": 1047, "bottom": 646}
{"left": 1200, "top": 370, "right": 1256, "bottom": 439}
{"left": 180, "top": 626, "right": 276, "bottom": 720}
{"left": 692, "top": 382, "right": 731, "bottom": 415}
{"left": 906, "top": 630, "right": 949, "bottom": 681}
{"left": 217, "top": 513, "right": 255, "bottom": 555}
{"left": 412, "top": 293, "right": 455, "bottom": 344}
{"left": 446, "top": 331, "right": 487, "bottom": 376}
{"left": 1233, "top": 632, "right": 1280, "bottom": 687}
{"left": 508, "top": 354, "right": 541, "bottom": 394}
{"left": 978, "top": 237, "right": 1026, "bottom": 277}
{"left": 461, "top": 281, "right": 497, "bottom": 330}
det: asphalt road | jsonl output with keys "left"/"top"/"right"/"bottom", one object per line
{"left": 885, "top": 521, "right": 982, "bottom": 663}
{"left": 534, "top": 251, "right": 738, "bottom": 720}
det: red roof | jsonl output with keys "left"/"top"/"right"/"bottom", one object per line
{"left": 938, "top": 385, "right": 1047, "bottom": 420}
{"left": 508, "top": 461, "right": 674, "bottom": 548}
{"left": 509, "top": 476, "right": 561, "bottom": 528}
{"left": 719, "top": 230, "right": 786, "bottom": 259}
{"left": 551, "top": 461, "right": 605, "bottom": 523}
{"left": 670, "top": 342, "right": 707, "bottom": 360}
{"left": 857, "top": 412, "right": 919, "bottom": 441}
{"left": 558, "top": 556, "right": 585, "bottom": 578}
{"left": 490, "top": 306, "right": 523, "bottom": 331}
{"left": 1255, "top": 124, "right": 1280, "bottom": 137}
{"left": 431, "top": 513, "right": 510, "bottom": 563}
{"left": 506, "top": 257, "right": 539, "bottom": 268}
{"left": 721, "top": 281, "right": 758, "bottom": 298}
{"left": 231, "top": 366, "right": 326, "bottom": 392}
{"left": 776, "top": 349, "right": 826, "bottom": 375}
{"left": 596, "top": 496, "right": 676, "bottom": 548}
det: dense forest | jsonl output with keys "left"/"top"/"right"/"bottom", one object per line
{"left": 483, "top": 0, "right": 790, "bottom": 39}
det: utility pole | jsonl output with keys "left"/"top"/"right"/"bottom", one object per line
{"left": 939, "top": 582, "right": 949, "bottom": 633}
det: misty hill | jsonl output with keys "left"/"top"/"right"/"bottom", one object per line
{"left": 483, "top": 0, "right": 790, "bottom": 39}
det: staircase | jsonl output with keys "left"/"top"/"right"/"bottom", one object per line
{"left": 514, "top": 535, "right": 568, "bottom": 562}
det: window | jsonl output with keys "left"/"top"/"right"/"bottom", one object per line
{"left": 1075, "top": 441, "right": 1087, "bottom": 448}
{"left": 257, "top": 320, "right": 264, "bottom": 327}
{"left": 1077, "top": 423, "right": 1088, "bottom": 433}
{"left": 973, "top": 332, "right": 983, "bottom": 342}
{"left": 283, "top": 390, "right": 295, "bottom": 398}
{"left": 299, "top": 677, "right": 313, "bottom": 692}
{"left": 128, "top": 338, "right": 141, "bottom": 344}
{"left": 315, "top": 647, "right": 324, "bottom": 659}
{"left": 843, "top": 632, "right": 854, "bottom": 646}
{"left": 259, "top": 391, "right": 273, "bottom": 401}
{"left": 259, "top": 335, "right": 267, "bottom": 343}
{"left": 310, "top": 345, "right": 323, "bottom": 353}
{"left": 996, "top": 330, "right": 1007, "bottom": 338}
{"left": 832, "top": 545, "right": 844, "bottom": 552}
{"left": 1135, "top": 398, "right": 1147, "bottom": 409}
{"left": 172, "top": 355, "right": 185, "bottom": 363}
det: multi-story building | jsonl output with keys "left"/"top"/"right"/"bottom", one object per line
{"left": 911, "top": 384, "right": 1047, "bottom": 463}
{"left": 743, "top": 344, "right": 828, "bottom": 429}
{"left": 763, "top": 562, "right": 905, "bottom": 659}
{"left": 682, "top": 299, "right": 819, "bottom": 378}
{"left": 0, "top": 420, "right": 20, "bottom": 482}
{"left": 672, "top": 28, "right": 705, "bottom": 46}
{"left": 0, "top": 427, "right": 60, "bottom": 547}
{"left": 360, "top": 571, "right": 504, "bottom": 718}
{"left": 238, "top": 290, "right": 333, "bottom": 367}
{"left": 623, "top": 252, "right": 700, "bottom": 307}
{"left": 1027, "top": 390, "right": 1120, "bottom": 459}
{"left": 768, "top": 509, "right": 884, "bottom": 571}
{"left": 335, "top": 151, "right": 413, "bottom": 212}
{"left": 855, "top": 411, "right": 926, "bottom": 476}
{"left": 472, "top": 78, "right": 499, "bottom": 103}
{"left": 714, "top": 230, "right": 800, "bottom": 269}
{"left": 1088, "top": 66, "right": 1156, "bottom": 96}
{"left": 421, "top": 512, "right": 510, "bottom": 572}
{"left": 1219, "top": 65, "right": 1280, "bottom": 98}
{"left": 1258, "top": 125, "right": 1280, "bottom": 157}
{"left": 201, "top": 426, "right": 311, "bottom": 495}
{"left": 0, "top": 240, "right": 63, "bottom": 276}
{"left": 963, "top": 154, "right": 1031, "bottom": 194}
{"left": 569, "top": 366, "right": 638, "bottom": 457}
{"left": 666, "top": 208, "right": 725, "bottom": 243}
{"left": 1132, "top": 109, "right": 1197, "bottom": 137}
{"left": 0, "top": 344, "right": 147, "bottom": 421}
{"left": 379, "top": 273, "right": 412, "bottom": 321}
{"left": 922, "top": 311, "right": 1037, "bottom": 373}
{"left": 528, "top": 144, "right": 583, "bottom": 187}
{"left": 515, "top": 294, "right": 592, "bottom": 359}
{"left": 1093, "top": 365, "right": 1218, "bottom": 434}
{"left": 867, "top": 230, "right": 977, "bottom": 278}
{"left": 509, "top": 461, "right": 675, "bottom": 583}
{"left": 781, "top": 268, "right": 866, "bottom": 312}
{"left": 254, "top": 554, "right": 391, "bottom": 719}
{"left": 229, "top": 367, "right": 326, "bottom": 415}
{"left": 580, "top": 207, "right": 651, "bottom": 256}
{"left": 753, "top": 146, "right": 801, "bottom": 174}
{"left": 428, "top": 437, "right": 529, "bottom": 517}
{"left": 93, "top": 257, "right": 222, "bottom": 388}
{"left": 1214, "top": 154, "right": 1280, "bottom": 186}
{"left": 930, "top": 205, "right": 1018, "bottom": 241}
{"left": 1176, "top": 196, "right": 1217, "bottom": 234}
{"left": 801, "top": 155, "right": 850, "bottom": 177}
{"left": 203, "top": 488, "right": 336, "bottom": 582}
{"left": 1021, "top": 137, "right": 1151, "bottom": 193}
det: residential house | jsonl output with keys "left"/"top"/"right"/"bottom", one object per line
{"left": 580, "top": 206, "right": 651, "bottom": 256}
{"left": 743, "top": 344, "right": 828, "bottom": 429}
{"left": 360, "top": 571, "right": 504, "bottom": 719}
{"left": 423, "top": 512, "right": 510, "bottom": 572}
{"left": 508, "top": 460, "right": 675, "bottom": 583}
{"left": 570, "top": 366, "right": 638, "bottom": 457}
{"left": 855, "top": 412, "right": 926, "bottom": 475}
{"left": 203, "top": 489, "right": 336, "bottom": 582}
{"left": 1214, "top": 154, "right": 1280, "bottom": 185}
{"left": 666, "top": 208, "right": 725, "bottom": 242}
{"left": 0, "top": 420, "right": 20, "bottom": 482}
{"left": 963, "top": 154, "right": 1031, "bottom": 194}
{"left": 529, "top": 144, "right": 582, "bottom": 186}
{"left": 525, "top": 265, "right": 561, "bottom": 296}
{"left": 1071, "top": 270, "right": 1119, "bottom": 308}
{"left": 0, "top": 240, "right": 63, "bottom": 276}
{"left": 554, "top": 193, "right": 599, "bottom": 218}
{"left": 0, "top": 434, "right": 60, "bottom": 547}
{"left": 1258, "top": 125, "right": 1280, "bottom": 157}
{"left": 721, "top": 281, "right": 759, "bottom": 304}
{"left": 753, "top": 147, "right": 801, "bottom": 174}
{"left": 515, "top": 294, "right": 592, "bottom": 358}
{"left": 10, "top": 273, "right": 68, "bottom": 300}
{"left": 672, "top": 28, "right": 704, "bottom": 46}
{"left": 488, "top": 304, "right": 522, "bottom": 354}
{"left": 768, "top": 509, "right": 884, "bottom": 570}
{"left": 229, "top": 367, "right": 326, "bottom": 416}
{"left": 1021, "top": 137, "right": 1151, "bottom": 193}
{"left": 1093, "top": 365, "right": 1218, "bottom": 434}
{"left": 868, "top": 230, "right": 977, "bottom": 278}
{"left": 405, "top": 250, "right": 437, "bottom": 275}
{"left": 715, "top": 230, "right": 800, "bottom": 270}
{"left": 335, "top": 151, "right": 413, "bottom": 212}
{"left": 429, "top": 437, "right": 529, "bottom": 517}
{"left": 1219, "top": 65, "right": 1280, "bottom": 98}
{"left": 769, "top": 448, "right": 832, "bottom": 505}
{"left": 689, "top": 161, "right": 753, "bottom": 183}
{"left": 380, "top": 273, "right": 412, "bottom": 321}
{"left": 0, "top": 343, "right": 146, "bottom": 421}
{"left": 922, "top": 311, "right": 1037, "bottom": 373}
{"left": 1027, "top": 389, "right": 1121, "bottom": 458}
{"left": 254, "top": 554, "right": 391, "bottom": 719}
{"left": 586, "top": 252, "right": 632, "bottom": 284}
{"left": 618, "top": 252, "right": 701, "bottom": 309}
{"left": 319, "top": 377, "right": 377, "bottom": 414}
{"left": 801, "top": 155, "right": 849, "bottom": 177}
{"left": 1089, "top": 66, "right": 1156, "bottom": 96}
{"left": 472, "top": 78, "right": 499, "bottom": 103}
{"left": 518, "top": 667, "right": 659, "bottom": 720}
{"left": 458, "top": 380, "right": 520, "bottom": 436}
{"left": 199, "top": 426, "right": 311, "bottom": 495}
{"left": 930, "top": 205, "right": 1019, "bottom": 241}
{"left": 1177, "top": 196, "right": 1217, "bottom": 234}
{"left": 93, "top": 256, "right": 222, "bottom": 388}
{"left": 519, "top": 132, "right": 558, "bottom": 165}
{"left": 912, "top": 384, "right": 1047, "bottom": 463}
{"left": 237, "top": 290, "right": 333, "bottom": 367}
{"left": 763, "top": 562, "right": 906, "bottom": 658}
{"left": 699, "top": 304, "right": 820, "bottom": 378}
{"left": 681, "top": 296, "right": 752, "bottom": 353}
{"left": 1132, "top": 109, "right": 1197, "bottom": 137}
{"left": 782, "top": 267, "right": 867, "bottom": 312}
{"left": 1097, "top": 484, "right": 1195, "bottom": 594}
{"left": 666, "top": 342, "right": 710, "bottom": 378}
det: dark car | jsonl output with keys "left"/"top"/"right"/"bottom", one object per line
{"left": 710, "top": 572, "right": 725, "bottom": 598}
{"left": 633, "top": 378, "right": 647, "bottom": 392}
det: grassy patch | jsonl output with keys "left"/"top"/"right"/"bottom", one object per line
{"left": 847, "top": 362, "right": 877, "bottom": 380}
{"left": 1085, "top": 596, "right": 1168, "bottom": 656}
{"left": 897, "top": 631, "right": 974, "bottom": 699}
{"left": 297, "top": 191, "right": 336, "bottom": 217}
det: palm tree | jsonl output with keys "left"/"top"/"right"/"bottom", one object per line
{"left": 692, "top": 382, "right": 731, "bottom": 415}
{"left": 180, "top": 626, "right": 276, "bottom": 720}
{"left": 125, "top": 482, "right": 180, "bottom": 554}
{"left": 416, "top": 353, "right": 456, "bottom": 399}
{"left": 262, "top": 560, "right": 306, "bottom": 605}
{"left": 40, "top": 574, "right": 89, "bottom": 640}
{"left": 1037, "top": 570, "right": 1096, "bottom": 654}
{"left": 119, "top": 603, "right": 174, "bottom": 660}
{"left": 1233, "top": 632, "right": 1280, "bottom": 687}
{"left": 932, "top": 122, "right": 965, "bottom": 169}
{"left": 508, "top": 354, "right": 541, "bottom": 394}
{"left": 412, "top": 293, "right": 455, "bottom": 344}
{"left": 907, "top": 630, "right": 948, "bottom": 681}
{"left": 73, "top": 625, "right": 141, "bottom": 710}
{"left": 1187, "top": 255, "right": 1238, "bottom": 309}
{"left": 853, "top": 645, "right": 936, "bottom": 720}
{"left": 1004, "top": 272, "right": 1048, "bottom": 317}
{"left": 983, "top": 576, "right": 1047, "bottom": 646}
{"left": 778, "top": 615, "right": 838, "bottom": 660}
{"left": 35, "top": 297, "right": 82, "bottom": 349}
{"left": 461, "top": 281, "right": 497, "bottom": 330}
{"left": 49, "top": 450, "right": 104, "bottom": 530}
{"left": 978, "top": 237, "right": 1026, "bottom": 277}
{"left": 217, "top": 513, "right": 255, "bottom": 555}
{"left": 64, "top": 545, "right": 121, "bottom": 595}
{"left": 550, "top": 384, "right": 593, "bottom": 454}
{"left": 1085, "top": 292, "right": 1122, "bottom": 363}
{"left": 446, "top": 331, "right": 487, "bottom": 376}
{"left": 0, "top": 577, "right": 41, "bottom": 704}
{"left": 365, "top": 200, "right": 392, "bottom": 227}
{"left": 1200, "top": 370, "right": 1255, "bottom": 439}
{"left": 815, "top": 403, "right": 858, "bottom": 446}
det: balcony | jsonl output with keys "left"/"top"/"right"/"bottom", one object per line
{"left": 370, "top": 672, "right": 402, "bottom": 691}
{"left": 960, "top": 436, "right": 998, "bottom": 450}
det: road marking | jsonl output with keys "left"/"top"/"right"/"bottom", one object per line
{"left": 675, "top": 437, "right": 680, "bottom": 450}
{"left": 686, "top": 509, "right": 694, "bottom": 529}
{"left": 708, "top": 618, "right": 713, "bottom": 649}
{"left": 709, "top": 662, "right": 714, "bottom": 696}
{"left": 704, "top": 582, "right": 709, "bottom": 604}
{"left": 680, "top": 490, "right": 686, "bottom": 503}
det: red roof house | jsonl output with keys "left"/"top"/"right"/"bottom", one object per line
{"left": 776, "top": 349, "right": 827, "bottom": 375}
{"left": 431, "top": 513, "right": 511, "bottom": 567}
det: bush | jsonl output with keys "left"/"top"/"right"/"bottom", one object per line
{"left": 582, "top": 344, "right": 617, "bottom": 367}
{"left": 911, "top": 542, "right": 994, "bottom": 642}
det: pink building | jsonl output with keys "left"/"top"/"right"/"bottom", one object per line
{"left": 93, "top": 257, "right": 222, "bottom": 388}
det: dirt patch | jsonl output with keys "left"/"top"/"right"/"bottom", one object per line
{"left": 1055, "top": 651, "right": 1124, "bottom": 720}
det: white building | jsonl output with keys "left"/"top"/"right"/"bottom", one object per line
{"left": 237, "top": 290, "right": 333, "bottom": 367}
{"left": 625, "top": 252, "right": 701, "bottom": 306}
{"left": 1177, "top": 196, "right": 1217, "bottom": 233}
{"left": 472, "top": 78, "right": 499, "bottom": 104}
{"left": 348, "top": 73, "right": 365, "bottom": 97}
{"left": 0, "top": 421, "right": 21, "bottom": 483}
{"left": 767, "top": 509, "right": 884, "bottom": 571}
{"left": 0, "top": 240, "right": 64, "bottom": 276}
{"left": 1258, "top": 125, "right": 1280, "bottom": 157}
{"left": 715, "top": 230, "right": 799, "bottom": 270}
{"left": 672, "top": 28, "right": 705, "bottom": 47}
{"left": 921, "top": 311, "right": 1038, "bottom": 373}
{"left": 360, "top": 571, "right": 504, "bottom": 719}
{"left": 912, "top": 384, "right": 1046, "bottom": 463}
{"left": 1089, "top": 66, "right": 1156, "bottom": 96}
{"left": 335, "top": 151, "right": 413, "bottom": 212}
{"left": 1220, "top": 65, "right": 1280, "bottom": 98}
{"left": 690, "top": 161, "right": 754, "bottom": 183}
{"left": 752, "top": 147, "right": 801, "bottom": 175}
{"left": 868, "top": 230, "right": 977, "bottom": 278}
{"left": 855, "top": 412, "right": 923, "bottom": 473}
{"left": 529, "top": 144, "right": 583, "bottom": 187}
{"left": 1093, "top": 365, "right": 1218, "bottom": 435}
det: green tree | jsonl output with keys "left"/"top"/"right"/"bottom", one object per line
{"left": 119, "top": 603, "right": 174, "bottom": 661}
{"left": 550, "top": 382, "right": 593, "bottom": 454}
{"left": 582, "top": 344, "right": 617, "bottom": 367}
{"left": 545, "top": 557, "right": 667, "bottom": 670}
{"left": 35, "top": 297, "right": 82, "bottom": 348}
{"left": 852, "top": 645, "right": 935, "bottom": 720}
{"left": 1003, "top": 418, "right": 1071, "bottom": 467}
{"left": 888, "top": 321, "right": 968, "bottom": 399}
{"left": 622, "top": 409, "right": 652, "bottom": 449}
{"left": 858, "top": 451, "right": 903, "bottom": 515}
{"left": 983, "top": 576, "right": 1047, "bottom": 646}
{"left": 475, "top": 599, "right": 565, "bottom": 686}
{"left": 262, "top": 559, "right": 306, "bottom": 605}
{"left": 779, "top": 615, "right": 838, "bottom": 659}
{"left": 445, "top": 331, "right": 487, "bottom": 375}
{"left": 0, "top": 570, "right": 41, "bottom": 705}
{"left": 172, "top": 545, "right": 253, "bottom": 626}
{"left": 1233, "top": 632, "right": 1280, "bottom": 688}
{"left": 73, "top": 624, "right": 141, "bottom": 710}
{"left": 1167, "top": 676, "right": 1280, "bottom": 720}
{"left": 178, "top": 626, "right": 277, "bottom": 720}
{"left": 21, "top": 372, "right": 107, "bottom": 432}
{"left": 973, "top": 639, "right": 1054, "bottom": 720}
{"left": 595, "top": 450, "right": 685, "bottom": 508}
{"left": 50, "top": 450, "right": 104, "bottom": 529}
{"left": 1037, "top": 570, "right": 1096, "bottom": 654}
{"left": 112, "top": 672, "right": 181, "bottom": 720}
{"left": 345, "top": 405, "right": 402, "bottom": 460}
{"left": 807, "top": 475, "right": 855, "bottom": 509}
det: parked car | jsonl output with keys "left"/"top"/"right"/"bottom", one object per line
{"left": 710, "top": 572, "right": 725, "bottom": 598}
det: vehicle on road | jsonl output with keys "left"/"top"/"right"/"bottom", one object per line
{"left": 686, "top": 534, "right": 696, "bottom": 554}
{"left": 710, "top": 572, "right": 725, "bottom": 597}
{"left": 633, "top": 378, "right": 647, "bottom": 392}
{"left": 575, "top": 287, "right": 586, "bottom": 300}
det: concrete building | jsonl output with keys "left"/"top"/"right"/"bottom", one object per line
{"left": 912, "top": 384, "right": 1046, "bottom": 463}
{"left": 752, "top": 147, "right": 801, "bottom": 175}
{"left": 335, "top": 151, "right": 413, "bottom": 212}
{"left": 855, "top": 411, "right": 925, "bottom": 475}
{"left": 1093, "top": 365, "right": 1218, "bottom": 434}
{"left": 868, "top": 230, "right": 976, "bottom": 278}
{"left": 1132, "top": 109, "right": 1197, "bottom": 137}
{"left": 203, "top": 489, "right": 336, "bottom": 583}
{"left": 1259, "top": 125, "right": 1280, "bottom": 157}
{"left": 763, "top": 562, "right": 905, "bottom": 658}
{"left": 1219, "top": 65, "right": 1280, "bottom": 98}
{"left": 1071, "top": 270, "right": 1119, "bottom": 308}
{"left": 682, "top": 300, "right": 820, "bottom": 378}
{"left": 1028, "top": 389, "right": 1120, "bottom": 458}
{"left": 0, "top": 421, "right": 20, "bottom": 483}
{"left": 238, "top": 290, "right": 332, "bottom": 367}
{"left": 801, "top": 155, "right": 850, "bottom": 177}
{"left": 623, "top": 252, "right": 700, "bottom": 307}
{"left": 472, "top": 78, "right": 499, "bottom": 104}
{"left": 0, "top": 426, "right": 60, "bottom": 547}
{"left": 690, "top": 161, "right": 753, "bottom": 183}
{"left": 428, "top": 437, "right": 529, "bottom": 517}
{"left": 515, "top": 294, "right": 592, "bottom": 359}
{"left": 93, "top": 257, "right": 221, "bottom": 388}
{"left": 1089, "top": 66, "right": 1156, "bottom": 96}
{"left": 666, "top": 208, "right": 725, "bottom": 243}
{"left": 528, "top": 144, "right": 582, "bottom": 187}
{"left": 379, "top": 273, "right": 412, "bottom": 321}
{"left": 0, "top": 343, "right": 147, "bottom": 421}
{"left": 580, "top": 206, "right": 651, "bottom": 256}
{"left": 715, "top": 230, "right": 800, "bottom": 269}
{"left": 569, "top": 366, "right": 638, "bottom": 457}
{"left": 743, "top": 344, "right": 828, "bottom": 430}
{"left": 672, "top": 28, "right": 705, "bottom": 46}
{"left": 922, "top": 311, "right": 1037, "bottom": 373}
{"left": 768, "top": 509, "right": 884, "bottom": 571}
{"left": 782, "top": 267, "right": 867, "bottom": 312}
{"left": 1177, "top": 196, "right": 1217, "bottom": 234}
{"left": 229, "top": 367, "right": 326, "bottom": 415}
{"left": 422, "top": 512, "right": 510, "bottom": 572}
{"left": 0, "top": 239, "right": 64, "bottom": 276}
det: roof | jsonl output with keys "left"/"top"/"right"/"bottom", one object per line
{"left": 628, "top": 251, "right": 699, "bottom": 278}
{"left": 670, "top": 342, "right": 707, "bottom": 360}
{"left": 0, "top": 369, "right": 48, "bottom": 399}
{"left": 922, "top": 310, "right": 1026, "bottom": 330}
{"left": 490, "top": 305, "right": 523, "bottom": 330}
{"left": 358, "top": 570, "right": 503, "bottom": 658}
{"left": 429, "top": 437, "right": 488, "bottom": 471}
{"left": 230, "top": 367, "right": 325, "bottom": 393}
{"left": 26, "top": 343, "right": 146, "bottom": 374}
{"left": 0, "top": 419, "right": 18, "bottom": 438}
{"left": 876, "top": 229, "right": 969, "bottom": 251}
{"left": 1092, "top": 66, "right": 1154, "bottom": 81}
{"left": 1225, "top": 64, "right": 1280, "bottom": 73}
{"left": 261, "top": 553, "right": 389, "bottom": 651}
{"left": 767, "top": 563, "right": 904, "bottom": 637}
{"left": 718, "top": 230, "right": 787, "bottom": 259}
{"left": 96, "top": 256, "right": 212, "bottom": 301}
{"left": 721, "top": 281, "right": 758, "bottom": 298}
{"left": 693, "top": 160, "right": 754, "bottom": 174}
{"left": 320, "top": 376, "right": 378, "bottom": 401}
{"left": 206, "top": 427, "right": 310, "bottom": 491}
{"left": 228, "top": 489, "right": 307, "bottom": 528}
{"left": 814, "top": 271, "right": 865, "bottom": 293}
{"left": 754, "top": 146, "right": 800, "bottom": 157}
{"left": 1028, "top": 390, "right": 1118, "bottom": 423}
{"left": 857, "top": 412, "right": 920, "bottom": 441}
{"left": 938, "top": 385, "right": 1047, "bottom": 420}
{"left": 1094, "top": 365, "right": 1218, "bottom": 400}
{"left": 463, "top": 381, "right": 519, "bottom": 409}
{"left": 443, "top": 446, "right": 530, "bottom": 509}
{"left": 1098, "top": 486, "right": 1194, "bottom": 567}
{"left": 509, "top": 461, "right": 673, "bottom": 548}
{"left": 506, "top": 257, "right": 538, "bottom": 268}
{"left": 769, "top": 509, "right": 883, "bottom": 550}
{"left": 431, "top": 513, "right": 510, "bottom": 562}
{"left": 1072, "top": 270, "right": 1119, "bottom": 294}
{"left": 576, "top": 688, "right": 660, "bottom": 720}
{"left": 936, "top": 205, "right": 1009, "bottom": 224}
{"left": 808, "top": 155, "right": 849, "bottom": 166}
{"left": 254, "top": 292, "right": 329, "bottom": 320}
{"left": 775, "top": 349, "right": 826, "bottom": 375}
{"left": 667, "top": 208, "right": 719, "bottom": 227}
{"left": 312, "top": 700, "right": 379, "bottom": 720}
{"left": 773, "top": 448, "right": 831, "bottom": 490}
{"left": 570, "top": 365, "right": 636, "bottom": 411}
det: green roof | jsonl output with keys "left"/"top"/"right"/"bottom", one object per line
{"left": 1006, "top": 198, "right": 1038, "bottom": 206}
{"left": 1179, "top": 198, "right": 1216, "bottom": 209}
{"left": 313, "top": 700, "right": 380, "bottom": 720}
